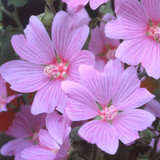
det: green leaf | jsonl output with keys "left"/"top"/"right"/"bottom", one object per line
{"left": 0, "top": 25, "right": 22, "bottom": 65}
{"left": 139, "top": 129, "right": 153, "bottom": 145}
{"left": 7, "top": 0, "right": 28, "bottom": 7}
{"left": 99, "top": 1, "right": 114, "bottom": 15}
{"left": 0, "top": 11, "right": 3, "bottom": 21}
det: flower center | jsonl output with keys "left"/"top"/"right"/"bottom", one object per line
{"left": 106, "top": 49, "right": 116, "bottom": 60}
{"left": 44, "top": 62, "right": 68, "bottom": 79}
{"left": 100, "top": 105, "right": 118, "bottom": 121}
{"left": 52, "top": 148, "right": 58, "bottom": 154}
{"left": 99, "top": 46, "right": 116, "bottom": 61}
{"left": 0, "top": 98, "right": 6, "bottom": 107}
{"left": 147, "top": 24, "right": 160, "bottom": 43}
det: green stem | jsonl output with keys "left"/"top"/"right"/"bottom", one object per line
{"left": 151, "top": 134, "right": 160, "bottom": 159}
{"left": 91, "top": 144, "right": 97, "bottom": 160}
{"left": 0, "top": 1, "right": 23, "bottom": 29}
{"left": 46, "top": 0, "right": 56, "bottom": 14}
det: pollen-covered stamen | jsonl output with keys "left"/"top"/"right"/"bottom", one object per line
{"left": 52, "top": 148, "right": 58, "bottom": 154}
{"left": 44, "top": 62, "right": 68, "bottom": 79}
{"left": 106, "top": 49, "right": 116, "bottom": 60}
{"left": 31, "top": 132, "right": 39, "bottom": 144}
{"left": 100, "top": 105, "right": 118, "bottom": 121}
{"left": 148, "top": 25, "right": 160, "bottom": 43}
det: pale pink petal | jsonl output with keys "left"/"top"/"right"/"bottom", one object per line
{"left": 116, "top": 36, "right": 160, "bottom": 79}
{"left": 112, "top": 66, "right": 154, "bottom": 110}
{"left": 0, "top": 60, "right": 49, "bottom": 93}
{"left": 67, "top": 50, "right": 95, "bottom": 82}
{"left": 141, "top": 0, "right": 160, "bottom": 23}
{"left": 79, "top": 60, "right": 122, "bottom": 106}
{"left": 1, "top": 138, "right": 32, "bottom": 156}
{"left": 67, "top": 8, "right": 90, "bottom": 26}
{"left": 52, "top": 11, "right": 89, "bottom": 60}
{"left": 55, "top": 136, "right": 70, "bottom": 160}
{"left": 38, "top": 129, "right": 59, "bottom": 150}
{"left": 94, "top": 57, "right": 106, "bottom": 71}
{"left": 79, "top": 64, "right": 108, "bottom": 105}
{"left": 62, "top": 81, "right": 99, "bottom": 121}
{"left": 113, "top": 109, "right": 155, "bottom": 144}
{"left": 31, "top": 79, "right": 66, "bottom": 115}
{"left": 105, "top": 0, "right": 148, "bottom": 40}
{"left": 89, "top": 0, "right": 109, "bottom": 10}
{"left": 0, "top": 74, "right": 7, "bottom": 98}
{"left": 145, "top": 99, "right": 160, "bottom": 118}
{"left": 11, "top": 16, "right": 54, "bottom": 65}
{"left": 116, "top": 36, "right": 151, "bottom": 65}
{"left": 78, "top": 120, "right": 119, "bottom": 155}
{"left": 62, "top": 0, "right": 89, "bottom": 12}
{"left": 20, "top": 105, "right": 46, "bottom": 131}
{"left": 116, "top": 88, "right": 155, "bottom": 111}
{"left": 6, "top": 111, "right": 32, "bottom": 138}
{"left": 46, "top": 112, "right": 71, "bottom": 145}
{"left": 22, "top": 145, "right": 55, "bottom": 160}
{"left": 89, "top": 27, "right": 106, "bottom": 55}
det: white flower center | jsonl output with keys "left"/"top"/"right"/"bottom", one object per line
{"left": 106, "top": 49, "right": 116, "bottom": 60}
{"left": 147, "top": 24, "right": 160, "bottom": 43}
{"left": 101, "top": 105, "right": 118, "bottom": 121}
{"left": 44, "top": 62, "right": 68, "bottom": 79}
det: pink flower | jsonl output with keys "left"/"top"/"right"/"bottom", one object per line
{"left": 21, "top": 112, "right": 71, "bottom": 160}
{"left": 145, "top": 99, "right": 160, "bottom": 118}
{"left": 0, "top": 74, "right": 21, "bottom": 112}
{"left": 62, "top": 0, "right": 109, "bottom": 12}
{"left": 0, "top": 11, "right": 95, "bottom": 115}
{"left": 105, "top": 0, "right": 160, "bottom": 79}
{"left": 67, "top": 8, "right": 90, "bottom": 26}
{"left": 62, "top": 59, "right": 155, "bottom": 154}
{"left": 0, "top": 105, "right": 46, "bottom": 159}
{"left": 89, "top": 14, "right": 120, "bottom": 71}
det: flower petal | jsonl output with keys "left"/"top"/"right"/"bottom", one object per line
{"left": 141, "top": 0, "right": 160, "bottom": 23}
{"left": 11, "top": 16, "right": 55, "bottom": 65}
{"left": 1, "top": 138, "right": 32, "bottom": 156}
{"left": 89, "top": 0, "right": 109, "bottom": 10}
{"left": 67, "top": 50, "right": 95, "bottom": 82}
{"left": 62, "top": 0, "right": 89, "bottom": 12}
{"left": 62, "top": 81, "right": 99, "bottom": 121}
{"left": 0, "top": 74, "right": 7, "bottom": 98}
{"left": 38, "top": 129, "right": 59, "bottom": 150}
{"left": 145, "top": 99, "right": 160, "bottom": 118}
{"left": 105, "top": 0, "right": 148, "bottom": 40}
{"left": 0, "top": 60, "right": 48, "bottom": 93}
{"left": 22, "top": 145, "right": 55, "bottom": 160}
{"left": 31, "top": 79, "right": 67, "bottom": 115}
{"left": 112, "top": 66, "right": 154, "bottom": 110}
{"left": 113, "top": 109, "right": 155, "bottom": 144}
{"left": 46, "top": 112, "right": 71, "bottom": 145}
{"left": 52, "top": 11, "right": 89, "bottom": 60}
{"left": 78, "top": 120, "right": 119, "bottom": 155}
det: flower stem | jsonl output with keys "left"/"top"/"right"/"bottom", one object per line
{"left": 46, "top": 0, "right": 56, "bottom": 14}
{"left": 91, "top": 144, "right": 97, "bottom": 160}
{"left": 0, "top": 0, "right": 23, "bottom": 29}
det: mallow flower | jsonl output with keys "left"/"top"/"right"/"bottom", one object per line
{"left": 105, "top": 0, "right": 160, "bottom": 79}
{"left": 21, "top": 112, "right": 71, "bottom": 160}
{"left": 89, "top": 14, "right": 120, "bottom": 71}
{"left": 62, "top": 0, "right": 109, "bottom": 12}
{"left": 0, "top": 11, "right": 94, "bottom": 115}
{"left": 62, "top": 59, "right": 155, "bottom": 154}
{"left": 0, "top": 105, "right": 46, "bottom": 160}
{"left": 0, "top": 74, "right": 21, "bottom": 112}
